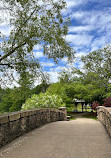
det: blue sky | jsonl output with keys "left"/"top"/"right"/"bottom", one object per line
{"left": 0, "top": 0, "right": 111, "bottom": 86}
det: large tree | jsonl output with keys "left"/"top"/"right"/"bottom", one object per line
{"left": 0, "top": 0, "right": 74, "bottom": 86}
{"left": 81, "top": 45, "right": 111, "bottom": 90}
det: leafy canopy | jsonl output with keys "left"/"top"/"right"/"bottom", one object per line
{"left": 0, "top": 0, "right": 74, "bottom": 84}
{"left": 81, "top": 45, "right": 111, "bottom": 89}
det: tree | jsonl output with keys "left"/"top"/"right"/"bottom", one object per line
{"left": 47, "top": 82, "right": 63, "bottom": 95}
{"left": 0, "top": 88, "right": 13, "bottom": 113}
{"left": 58, "top": 67, "right": 79, "bottom": 84}
{"left": 81, "top": 45, "right": 111, "bottom": 90}
{"left": 0, "top": 87, "right": 5, "bottom": 102}
{"left": 0, "top": 69, "right": 33, "bottom": 112}
{"left": 32, "top": 82, "right": 49, "bottom": 95}
{"left": 75, "top": 45, "right": 111, "bottom": 104}
{"left": 0, "top": 86, "right": 32, "bottom": 112}
{"left": 104, "top": 84, "right": 111, "bottom": 97}
{"left": 0, "top": 0, "right": 74, "bottom": 85}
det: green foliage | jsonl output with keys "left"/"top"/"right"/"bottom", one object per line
{"left": 32, "top": 83, "right": 49, "bottom": 95}
{"left": 0, "top": 87, "right": 5, "bottom": 102}
{"left": 0, "top": 87, "right": 32, "bottom": 113}
{"left": 47, "top": 82, "right": 74, "bottom": 109}
{"left": 0, "top": 0, "right": 74, "bottom": 84}
{"left": 103, "top": 84, "right": 111, "bottom": 98}
{"left": 32, "top": 73, "right": 50, "bottom": 94}
{"left": 1, "top": 44, "right": 111, "bottom": 113}
{"left": 0, "top": 88, "right": 13, "bottom": 113}
{"left": 47, "top": 82, "right": 64, "bottom": 95}
{"left": 81, "top": 45, "right": 111, "bottom": 90}
{"left": 21, "top": 92, "right": 65, "bottom": 110}
{"left": 0, "top": 72, "right": 49, "bottom": 113}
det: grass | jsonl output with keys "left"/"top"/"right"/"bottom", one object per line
{"left": 68, "top": 111, "right": 98, "bottom": 121}
{"left": 82, "top": 113, "right": 98, "bottom": 120}
{"left": 70, "top": 117, "right": 77, "bottom": 120}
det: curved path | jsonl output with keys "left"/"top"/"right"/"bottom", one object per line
{"left": 0, "top": 118, "right": 111, "bottom": 158}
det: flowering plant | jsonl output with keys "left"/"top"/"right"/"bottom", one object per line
{"left": 21, "top": 92, "right": 65, "bottom": 110}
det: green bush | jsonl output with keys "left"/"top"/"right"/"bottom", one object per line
{"left": 21, "top": 92, "right": 65, "bottom": 110}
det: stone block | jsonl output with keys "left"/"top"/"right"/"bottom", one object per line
{"left": 20, "top": 117, "right": 28, "bottom": 133}
{"left": 9, "top": 112, "right": 20, "bottom": 122}
{"left": 0, "top": 115, "right": 9, "bottom": 124}
{"left": 20, "top": 111, "right": 29, "bottom": 117}
{"left": 28, "top": 110, "right": 36, "bottom": 116}
{"left": 35, "top": 109, "right": 40, "bottom": 114}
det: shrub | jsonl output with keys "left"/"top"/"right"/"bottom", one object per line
{"left": 92, "top": 101, "right": 100, "bottom": 111}
{"left": 103, "top": 97, "right": 111, "bottom": 107}
{"left": 21, "top": 92, "right": 65, "bottom": 110}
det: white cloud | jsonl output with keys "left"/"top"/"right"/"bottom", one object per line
{"left": 0, "top": 69, "right": 20, "bottom": 88}
{"left": 68, "top": 7, "right": 111, "bottom": 52}
{"left": 75, "top": 52, "right": 87, "bottom": 58}
{"left": 48, "top": 71, "right": 59, "bottom": 83}
{"left": 33, "top": 44, "right": 42, "bottom": 50}
{"left": 40, "top": 62, "right": 55, "bottom": 67}
{"left": 66, "top": 34, "right": 93, "bottom": 46}
{"left": 68, "top": 25, "right": 93, "bottom": 33}
{"left": 71, "top": 10, "right": 111, "bottom": 32}
{"left": 0, "top": 25, "right": 12, "bottom": 36}
{"left": 34, "top": 51, "right": 44, "bottom": 58}
{"left": 78, "top": 61, "right": 84, "bottom": 69}
{"left": 66, "top": 0, "right": 79, "bottom": 8}
{"left": 34, "top": 78, "right": 42, "bottom": 86}
{"left": 90, "top": 37, "right": 108, "bottom": 52}
{"left": 70, "top": 12, "right": 85, "bottom": 20}
{"left": 0, "top": 1, "right": 11, "bottom": 26}
{"left": 65, "top": 0, "right": 91, "bottom": 9}
{"left": 61, "top": 57, "right": 68, "bottom": 62}
{"left": 50, "top": 66, "right": 65, "bottom": 72}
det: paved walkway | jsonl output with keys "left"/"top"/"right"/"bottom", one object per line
{"left": 0, "top": 118, "right": 111, "bottom": 158}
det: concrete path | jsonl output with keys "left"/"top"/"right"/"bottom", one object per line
{"left": 0, "top": 118, "right": 111, "bottom": 158}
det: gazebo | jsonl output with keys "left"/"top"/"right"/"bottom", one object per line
{"left": 72, "top": 99, "right": 85, "bottom": 112}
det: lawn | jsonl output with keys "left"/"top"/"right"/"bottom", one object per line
{"left": 67, "top": 103, "right": 92, "bottom": 112}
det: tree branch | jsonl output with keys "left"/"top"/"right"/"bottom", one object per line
{"left": 0, "top": 6, "right": 38, "bottom": 62}
{"left": 11, "top": 6, "right": 38, "bottom": 49}
{"left": 0, "top": 42, "right": 26, "bottom": 62}
{"left": 0, "top": 63, "right": 10, "bottom": 65}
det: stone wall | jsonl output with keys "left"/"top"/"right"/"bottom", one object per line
{"left": 0, "top": 108, "right": 67, "bottom": 148}
{"left": 97, "top": 107, "right": 111, "bottom": 138}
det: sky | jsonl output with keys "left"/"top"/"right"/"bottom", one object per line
{"left": 0, "top": 0, "right": 111, "bottom": 86}
{"left": 34, "top": 0, "right": 111, "bottom": 84}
